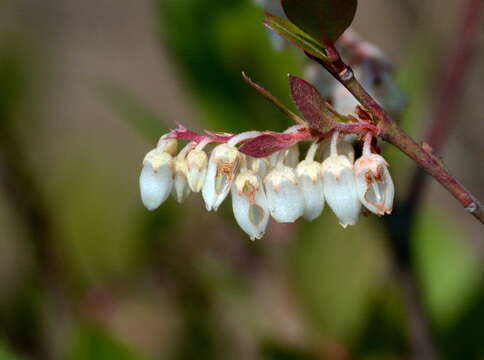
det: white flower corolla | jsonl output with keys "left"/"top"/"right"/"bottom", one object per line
{"left": 267, "top": 151, "right": 281, "bottom": 168}
{"left": 296, "top": 142, "right": 325, "bottom": 221}
{"left": 248, "top": 157, "right": 270, "bottom": 180}
{"left": 264, "top": 157, "right": 305, "bottom": 223}
{"left": 354, "top": 143, "right": 394, "bottom": 215}
{"left": 202, "top": 144, "right": 240, "bottom": 211}
{"left": 139, "top": 148, "right": 174, "bottom": 211}
{"left": 156, "top": 137, "right": 178, "bottom": 156}
{"left": 321, "top": 132, "right": 361, "bottom": 227}
{"left": 231, "top": 169, "right": 269, "bottom": 240}
{"left": 172, "top": 157, "right": 191, "bottom": 203}
{"left": 186, "top": 149, "right": 208, "bottom": 192}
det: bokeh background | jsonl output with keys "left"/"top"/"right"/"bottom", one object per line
{"left": 0, "top": 0, "right": 483, "bottom": 359}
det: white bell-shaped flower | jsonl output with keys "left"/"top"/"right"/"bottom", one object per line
{"left": 139, "top": 148, "right": 174, "bottom": 211}
{"left": 186, "top": 149, "right": 208, "bottom": 192}
{"left": 202, "top": 144, "right": 240, "bottom": 211}
{"left": 172, "top": 157, "right": 191, "bottom": 203}
{"left": 231, "top": 168, "right": 269, "bottom": 240}
{"left": 354, "top": 139, "right": 394, "bottom": 215}
{"left": 321, "top": 132, "right": 361, "bottom": 227}
{"left": 264, "top": 153, "right": 305, "bottom": 223}
{"left": 296, "top": 142, "right": 325, "bottom": 221}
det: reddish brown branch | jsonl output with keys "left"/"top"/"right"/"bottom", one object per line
{"left": 309, "top": 46, "right": 484, "bottom": 224}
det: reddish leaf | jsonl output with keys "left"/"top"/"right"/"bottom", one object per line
{"left": 288, "top": 75, "right": 334, "bottom": 132}
{"left": 239, "top": 130, "right": 311, "bottom": 158}
{"left": 282, "top": 0, "right": 357, "bottom": 44}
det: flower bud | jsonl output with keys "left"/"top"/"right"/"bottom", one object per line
{"left": 264, "top": 165, "right": 304, "bottom": 223}
{"left": 296, "top": 160, "right": 325, "bottom": 221}
{"left": 186, "top": 149, "right": 208, "bottom": 192}
{"left": 202, "top": 144, "right": 240, "bottom": 211}
{"left": 354, "top": 153, "right": 394, "bottom": 215}
{"left": 139, "top": 148, "right": 174, "bottom": 211}
{"left": 321, "top": 155, "right": 361, "bottom": 227}
{"left": 172, "top": 157, "right": 191, "bottom": 203}
{"left": 231, "top": 170, "right": 269, "bottom": 240}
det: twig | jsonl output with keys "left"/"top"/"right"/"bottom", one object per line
{"left": 308, "top": 49, "right": 484, "bottom": 224}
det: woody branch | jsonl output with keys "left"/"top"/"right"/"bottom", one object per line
{"left": 308, "top": 45, "right": 484, "bottom": 224}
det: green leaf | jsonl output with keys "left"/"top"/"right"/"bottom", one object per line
{"left": 282, "top": 0, "right": 357, "bottom": 44}
{"left": 263, "top": 13, "right": 329, "bottom": 62}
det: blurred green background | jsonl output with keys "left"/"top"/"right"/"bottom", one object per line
{"left": 0, "top": 0, "right": 483, "bottom": 359}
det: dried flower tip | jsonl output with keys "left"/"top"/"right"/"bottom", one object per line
{"left": 296, "top": 160, "right": 325, "bottom": 221}
{"left": 156, "top": 137, "right": 178, "bottom": 156}
{"left": 321, "top": 154, "right": 361, "bottom": 227}
{"left": 172, "top": 157, "right": 191, "bottom": 203}
{"left": 231, "top": 170, "right": 269, "bottom": 240}
{"left": 186, "top": 149, "right": 208, "bottom": 192}
{"left": 202, "top": 144, "right": 240, "bottom": 211}
{"left": 354, "top": 153, "right": 394, "bottom": 215}
{"left": 140, "top": 149, "right": 174, "bottom": 211}
{"left": 264, "top": 165, "right": 304, "bottom": 223}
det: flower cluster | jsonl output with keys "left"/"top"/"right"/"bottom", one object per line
{"left": 139, "top": 126, "right": 394, "bottom": 240}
